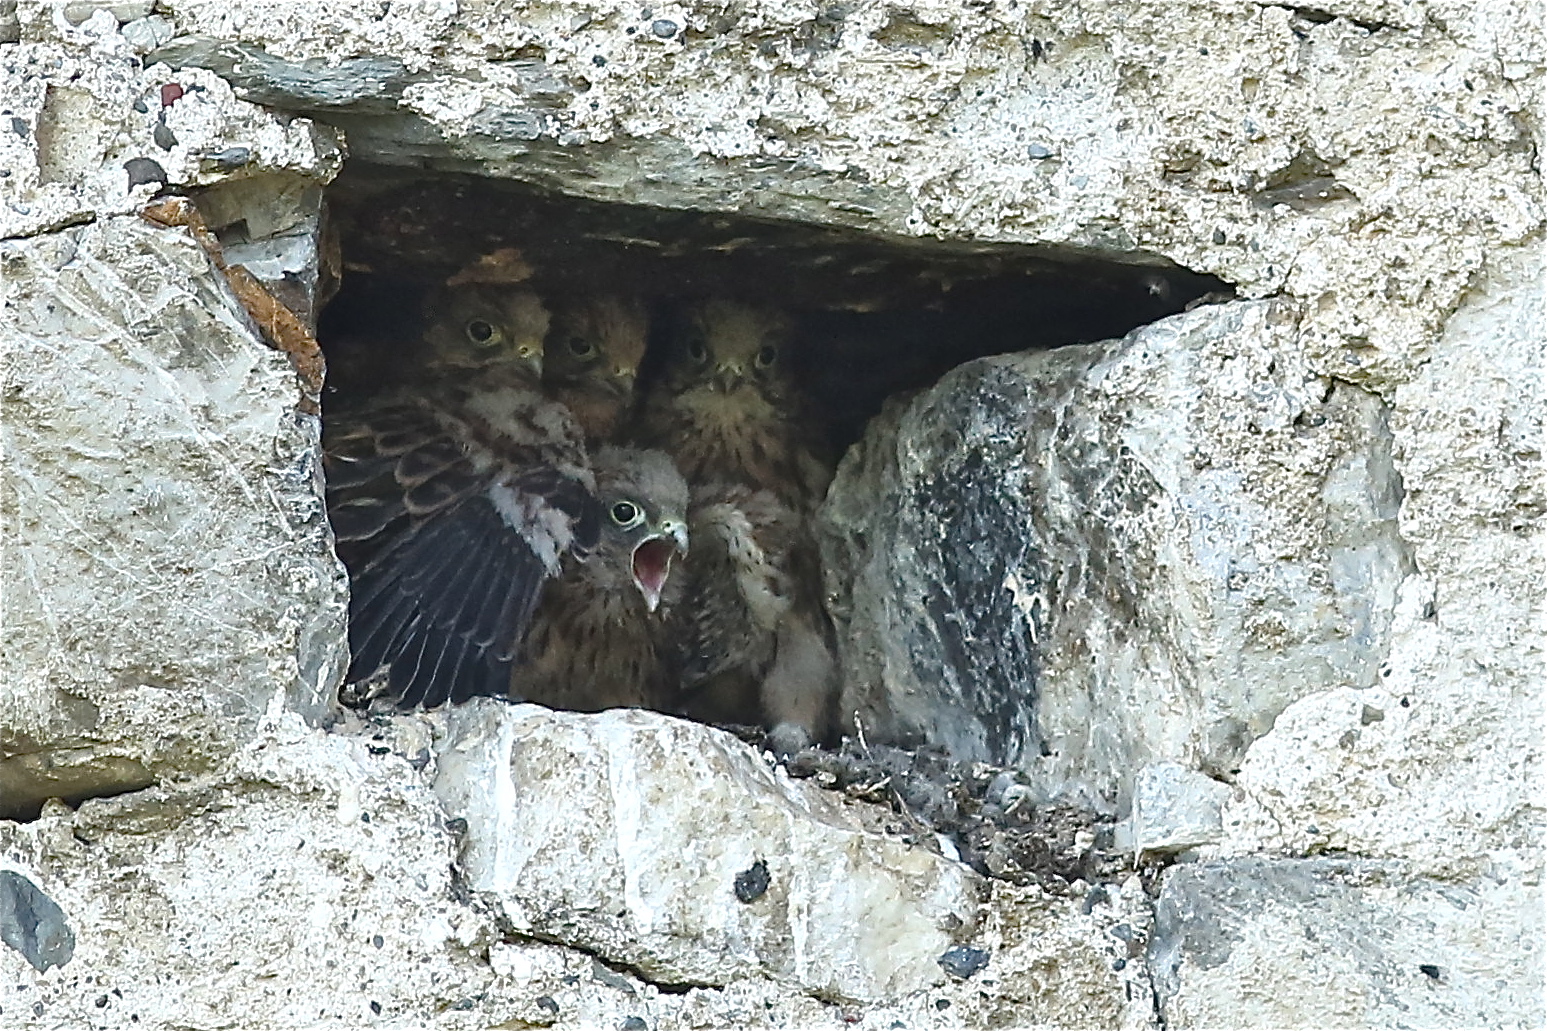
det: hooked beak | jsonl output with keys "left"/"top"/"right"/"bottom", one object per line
{"left": 516, "top": 342, "right": 543, "bottom": 379}
{"left": 711, "top": 362, "right": 745, "bottom": 393}
{"left": 630, "top": 520, "right": 689, "bottom": 613}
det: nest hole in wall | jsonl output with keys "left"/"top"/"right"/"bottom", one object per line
{"left": 311, "top": 163, "right": 1230, "bottom": 753}
{"left": 320, "top": 165, "right": 1228, "bottom": 455}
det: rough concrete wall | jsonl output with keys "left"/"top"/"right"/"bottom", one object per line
{"left": 2, "top": 2, "right": 1542, "bottom": 1030}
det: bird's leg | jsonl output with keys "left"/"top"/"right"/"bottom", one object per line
{"left": 760, "top": 614, "right": 837, "bottom": 757}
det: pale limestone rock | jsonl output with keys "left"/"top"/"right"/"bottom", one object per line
{"left": 0, "top": 1, "right": 1540, "bottom": 1028}
{"left": 435, "top": 701, "right": 986, "bottom": 1004}
{"left": 0, "top": 38, "right": 341, "bottom": 241}
{"left": 1116, "top": 762, "right": 1231, "bottom": 856}
{"left": 0, "top": 214, "right": 345, "bottom": 813}
{"left": 0, "top": 714, "right": 649, "bottom": 1028}
{"left": 142, "top": 0, "right": 1542, "bottom": 394}
{"left": 1217, "top": 247, "right": 1544, "bottom": 886}
{"left": 1150, "top": 858, "right": 1546, "bottom": 1029}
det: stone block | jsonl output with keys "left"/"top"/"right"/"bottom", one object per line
{"left": 0, "top": 216, "right": 346, "bottom": 812}
{"left": 434, "top": 702, "right": 987, "bottom": 1004}
{"left": 1150, "top": 858, "right": 1546, "bottom": 1029}
{"left": 820, "top": 300, "right": 1411, "bottom": 807}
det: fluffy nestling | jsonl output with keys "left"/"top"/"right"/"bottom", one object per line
{"left": 543, "top": 294, "right": 650, "bottom": 445}
{"left": 514, "top": 446, "right": 690, "bottom": 712}
{"left": 325, "top": 283, "right": 598, "bottom": 710}
{"left": 641, "top": 299, "right": 838, "bottom": 752}
{"left": 639, "top": 299, "right": 831, "bottom": 510}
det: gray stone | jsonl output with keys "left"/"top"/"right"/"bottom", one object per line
{"left": 819, "top": 300, "right": 1413, "bottom": 807}
{"left": 1150, "top": 858, "right": 1545, "bottom": 1028}
{"left": 0, "top": 870, "right": 74, "bottom": 973}
{"left": 62, "top": 0, "right": 153, "bottom": 26}
{"left": 433, "top": 702, "right": 986, "bottom": 1004}
{"left": 120, "top": 14, "right": 175, "bottom": 54}
{"left": 0, "top": 2, "right": 1539, "bottom": 1028}
{"left": 148, "top": 37, "right": 414, "bottom": 112}
{"left": 1116, "top": 762, "right": 1231, "bottom": 855}
{"left": 194, "top": 173, "right": 332, "bottom": 328}
{"left": 937, "top": 945, "right": 989, "bottom": 979}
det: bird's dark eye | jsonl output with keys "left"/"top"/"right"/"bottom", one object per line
{"left": 567, "top": 336, "right": 595, "bottom": 358}
{"left": 686, "top": 338, "right": 708, "bottom": 364}
{"left": 755, "top": 345, "right": 778, "bottom": 368}
{"left": 465, "top": 319, "right": 496, "bottom": 345}
{"left": 610, "top": 501, "right": 641, "bottom": 526}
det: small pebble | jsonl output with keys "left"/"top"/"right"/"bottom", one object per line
{"left": 937, "top": 945, "right": 990, "bottom": 980}
{"left": 621, "top": 1019, "right": 648, "bottom": 1031}
{"left": 152, "top": 122, "right": 176, "bottom": 150}
{"left": 123, "top": 156, "right": 166, "bottom": 187}
{"left": 733, "top": 859, "right": 770, "bottom": 903}
{"left": 535, "top": 995, "right": 560, "bottom": 1014}
{"left": 160, "top": 83, "right": 183, "bottom": 106}
{"left": 651, "top": 18, "right": 677, "bottom": 37}
{"left": 1026, "top": 142, "right": 1054, "bottom": 159}
{"left": 204, "top": 146, "right": 251, "bottom": 170}
{"left": 120, "top": 14, "right": 172, "bottom": 52}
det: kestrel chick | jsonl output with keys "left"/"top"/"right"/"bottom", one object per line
{"left": 640, "top": 299, "right": 830, "bottom": 510}
{"left": 673, "top": 483, "right": 836, "bottom": 755}
{"left": 544, "top": 294, "right": 650, "bottom": 444}
{"left": 642, "top": 299, "right": 838, "bottom": 752}
{"left": 515, "top": 446, "right": 690, "bottom": 712}
{"left": 326, "top": 284, "right": 599, "bottom": 710}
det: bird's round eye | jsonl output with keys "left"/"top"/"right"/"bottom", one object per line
{"left": 567, "top": 336, "right": 595, "bottom": 358}
{"left": 465, "top": 319, "right": 497, "bottom": 345}
{"left": 686, "top": 338, "right": 708, "bottom": 364}
{"left": 755, "top": 345, "right": 778, "bottom": 368}
{"left": 610, "top": 501, "right": 642, "bottom": 526}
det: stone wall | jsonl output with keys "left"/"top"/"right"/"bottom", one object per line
{"left": 2, "top": 1, "right": 1541, "bottom": 1028}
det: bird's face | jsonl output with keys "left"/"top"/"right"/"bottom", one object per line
{"left": 591, "top": 448, "right": 690, "bottom": 613}
{"left": 545, "top": 295, "right": 649, "bottom": 404}
{"left": 665, "top": 300, "right": 794, "bottom": 409}
{"left": 421, "top": 285, "right": 549, "bottom": 383}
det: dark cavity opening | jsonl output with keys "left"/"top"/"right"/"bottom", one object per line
{"left": 320, "top": 164, "right": 1229, "bottom": 455}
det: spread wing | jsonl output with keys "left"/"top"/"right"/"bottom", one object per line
{"left": 325, "top": 396, "right": 599, "bottom": 710}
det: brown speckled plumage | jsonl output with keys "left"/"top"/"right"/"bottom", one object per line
{"left": 514, "top": 447, "right": 690, "bottom": 711}
{"left": 543, "top": 294, "right": 649, "bottom": 445}
{"left": 326, "top": 284, "right": 598, "bottom": 710}
{"left": 640, "top": 300, "right": 838, "bottom": 751}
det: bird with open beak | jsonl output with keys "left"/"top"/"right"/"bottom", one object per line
{"left": 513, "top": 446, "right": 691, "bottom": 712}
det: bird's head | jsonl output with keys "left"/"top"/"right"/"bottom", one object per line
{"left": 545, "top": 294, "right": 649, "bottom": 400}
{"left": 590, "top": 447, "right": 690, "bottom": 613}
{"left": 666, "top": 299, "right": 794, "bottom": 405}
{"left": 422, "top": 284, "right": 549, "bottom": 382}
